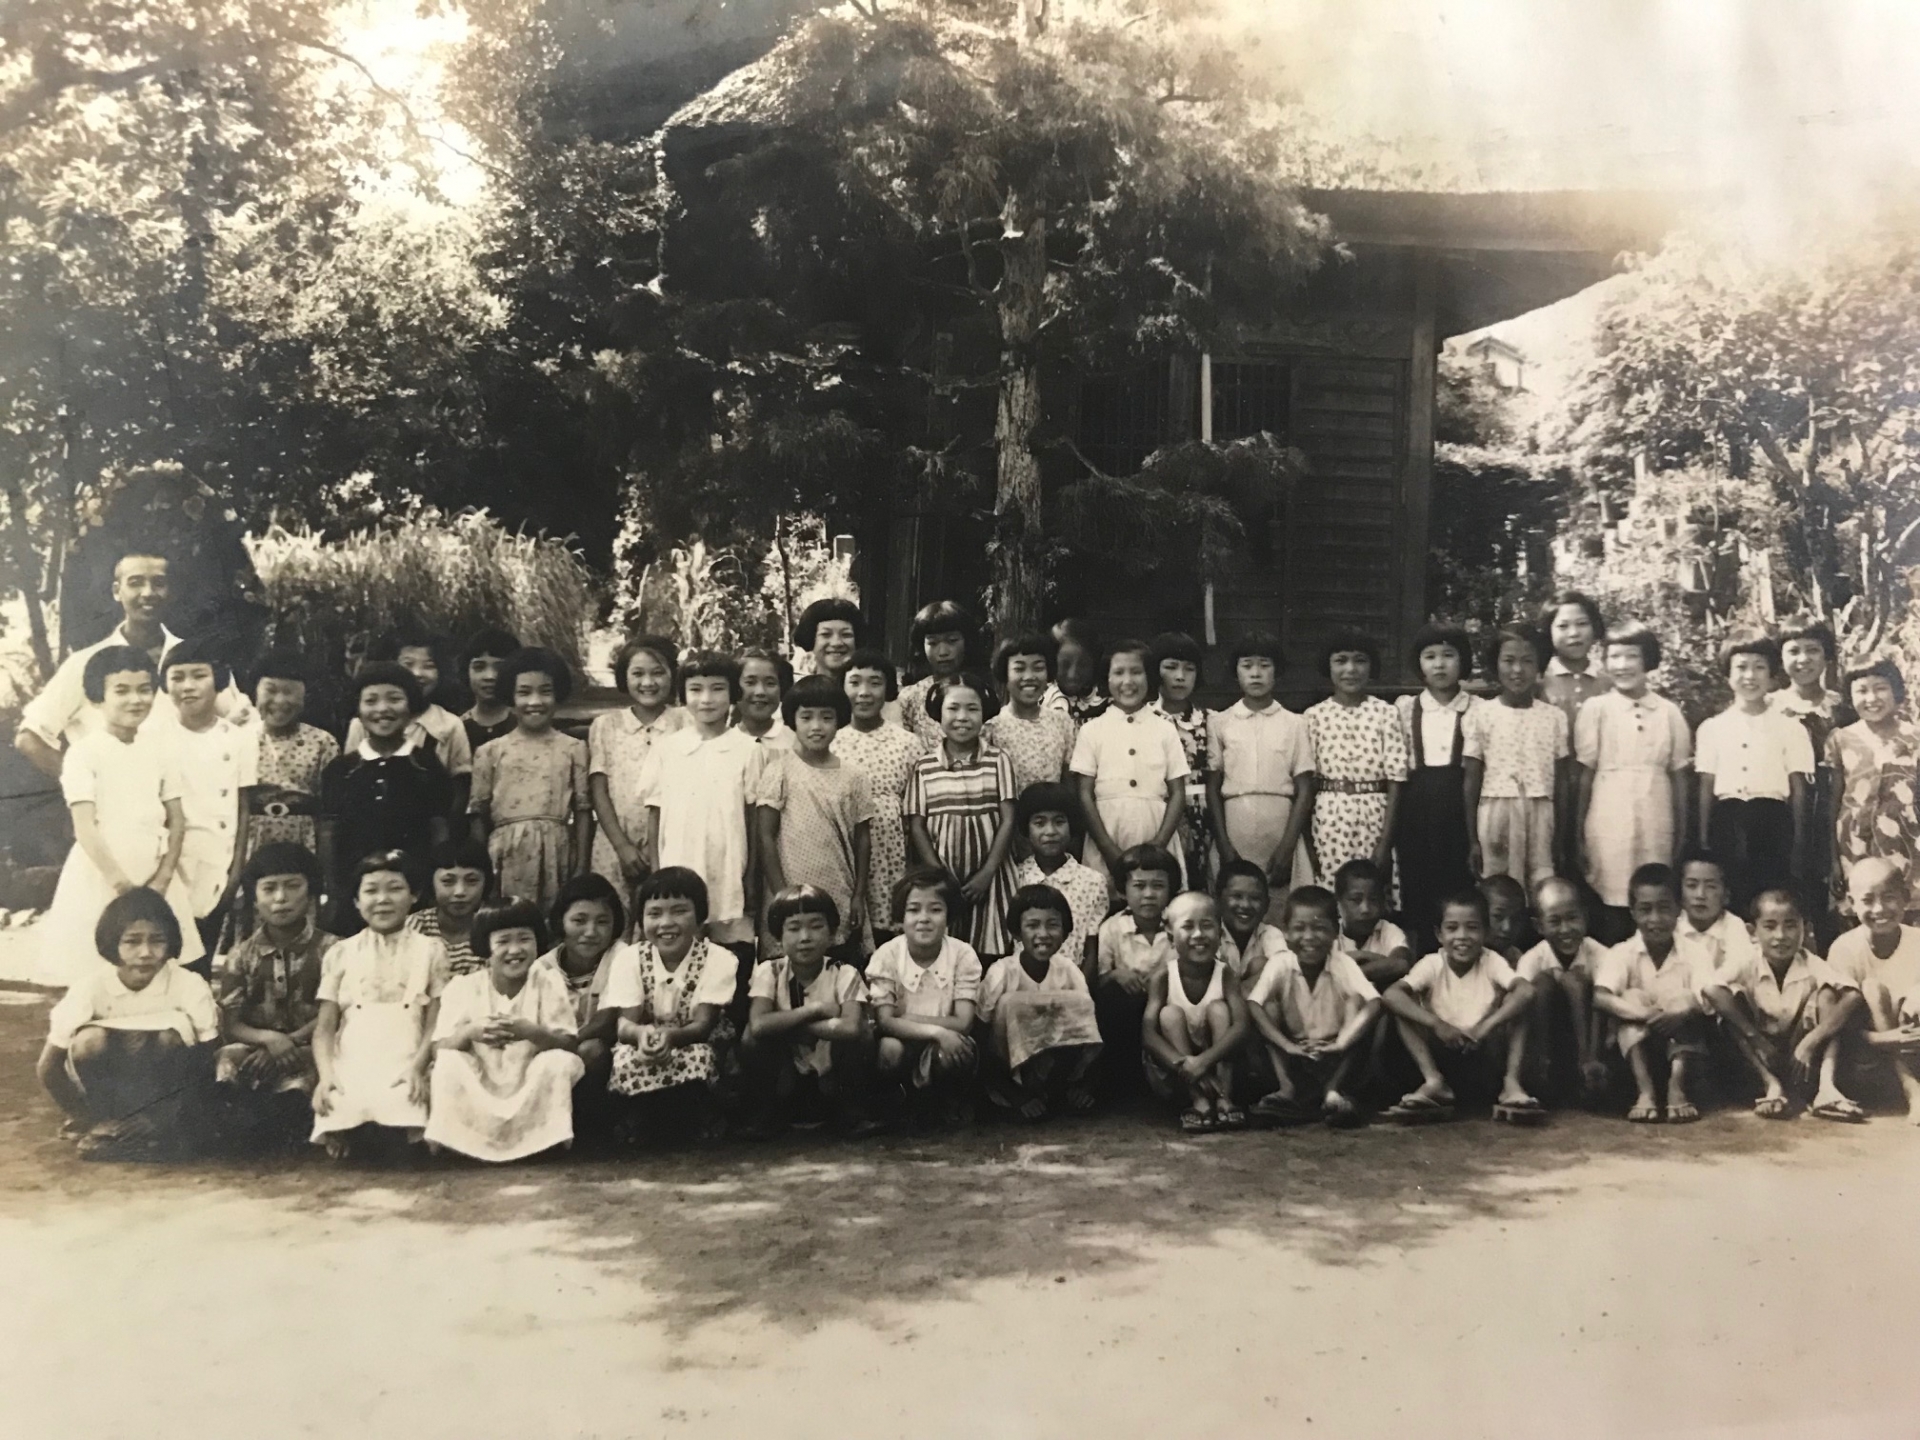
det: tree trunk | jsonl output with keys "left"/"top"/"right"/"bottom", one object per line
{"left": 991, "top": 183, "right": 1048, "bottom": 638}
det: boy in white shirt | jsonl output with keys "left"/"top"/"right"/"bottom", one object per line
{"left": 1695, "top": 635, "right": 1814, "bottom": 918}
{"left": 1331, "top": 857, "right": 1412, "bottom": 991}
{"left": 1592, "top": 864, "right": 1719, "bottom": 1123}
{"left": 1672, "top": 847, "right": 1760, "bottom": 978}
{"left": 161, "top": 641, "right": 256, "bottom": 956}
{"left": 1514, "top": 877, "right": 1607, "bottom": 1104}
{"left": 1215, "top": 859, "right": 1291, "bottom": 993}
{"left": 1380, "top": 890, "right": 1536, "bottom": 1123}
{"left": 1706, "top": 888, "right": 1866, "bottom": 1122}
{"left": 1825, "top": 859, "right": 1920, "bottom": 1120}
{"left": 1246, "top": 886, "right": 1378, "bottom": 1127}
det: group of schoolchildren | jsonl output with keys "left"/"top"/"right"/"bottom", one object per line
{"left": 32, "top": 581, "right": 1920, "bottom": 1164}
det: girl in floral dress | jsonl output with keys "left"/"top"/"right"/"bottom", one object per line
{"left": 832, "top": 650, "right": 925, "bottom": 949}
{"left": 1300, "top": 633, "right": 1410, "bottom": 888}
{"left": 246, "top": 650, "right": 339, "bottom": 861}
{"left": 1149, "top": 631, "right": 1217, "bottom": 890}
{"left": 469, "top": 648, "right": 590, "bottom": 909}
{"left": 983, "top": 633, "right": 1075, "bottom": 796}
{"left": 1827, "top": 659, "right": 1920, "bottom": 919}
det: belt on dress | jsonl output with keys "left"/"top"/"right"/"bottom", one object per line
{"left": 1319, "top": 778, "right": 1389, "bottom": 795}
{"left": 250, "top": 795, "right": 317, "bottom": 818}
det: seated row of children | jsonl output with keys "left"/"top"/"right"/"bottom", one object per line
{"left": 40, "top": 794, "right": 1917, "bottom": 1160}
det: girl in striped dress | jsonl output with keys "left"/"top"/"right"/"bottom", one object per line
{"left": 904, "top": 672, "right": 1018, "bottom": 958}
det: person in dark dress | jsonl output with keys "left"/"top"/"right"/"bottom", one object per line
{"left": 1394, "top": 624, "right": 1480, "bottom": 951}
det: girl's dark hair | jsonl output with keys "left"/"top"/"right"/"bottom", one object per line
{"left": 908, "top": 600, "right": 980, "bottom": 675}
{"left": 1214, "top": 858, "right": 1271, "bottom": 895}
{"left": 472, "top": 897, "right": 550, "bottom": 959}
{"left": 782, "top": 673, "right": 852, "bottom": 728}
{"left": 1541, "top": 591, "right": 1607, "bottom": 646}
{"left": 636, "top": 865, "right": 710, "bottom": 924}
{"left": 1492, "top": 625, "right": 1550, "bottom": 672}
{"left": 1113, "top": 844, "right": 1179, "bottom": 890}
{"left": 1229, "top": 630, "right": 1286, "bottom": 671}
{"left": 843, "top": 648, "right": 899, "bottom": 699}
{"left": 611, "top": 634, "right": 679, "bottom": 697}
{"left": 1319, "top": 631, "right": 1382, "bottom": 681}
{"left": 738, "top": 646, "right": 794, "bottom": 694}
{"left": 925, "top": 670, "right": 1001, "bottom": 723}
{"left": 1101, "top": 638, "right": 1158, "bottom": 699}
{"left": 461, "top": 626, "right": 521, "bottom": 669}
{"left": 1281, "top": 884, "right": 1339, "bottom": 925}
{"left": 1628, "top": 862, "right": 1680, "bottom": 903}
{"left": 94, "top": 886, "right": 184, "bottom": 963}
{"left": 1843, "top": 658, "right": 1906, "bottom": 707}
{"left": 890, "top": 866, "right": 960, "bottom": 926}
{"left": 767, "top": 883, "right": 842, "bottom": 939}
{"left": 1410, "top": 624, "right": 1476, "bottom": 679}
{"left": 1605, "top": 622, "right": 1664, "bottom": 672}
{"left": 352, "top": 849, "right": 419, "bottom": 892}
{"left": 678, "top": 649, "right": 743, "bottom": 702}
{"left": 1015, "top": 780, "right": 1079, "bottom": 829}
{"left": 792, "top": 598, "right": 864, "bottom": 652}
{"left": 350, "top": 661, "right": 426, "bottom": 716}
{"left": 1149, "top": 631, "right": 1205, "bottom": 681}
{"left": 254, "top": 649, "right": 310, "bottom": 687}
{"left": 1717, "top": 630, "right": 1781, "bottom": 678}
{"left": 548, "top": 872, "right": 627, "bottom": 943}
{"left": 992, "top": 633, "right": 1057, "bottom": 685}
{"left": 1005, "top": 883, "right": 1072, "bottom": 936}
{"left": 82, "top": 645, "right": 158, "bottom": 703}
{"left": 428, "top": 837, "right": 495, "bottom": 890}
{"left": 159, "top": 639, "right": 232, "bottom": 690}
{"left": 1776, "top": 616, "right": 1835, "bottom": 660}
{"left": 499, "top": 646, "right": 574, "bottom": 706}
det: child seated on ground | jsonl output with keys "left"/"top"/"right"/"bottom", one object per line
{"left": 38, "top": 888, "right": 220, "bottom": 1160}
{"left": 425, "top": 898, "right": 583, "bottom": 1162}
{"left": 1706, "top": 889, "right": 1867, "bottom": 1122}
{"left": 1380, "top": 891, "right": 1536, "bottom": 1123}
{"left": 311, "top": 851, "right": 450, "bottom": 1160}
{"left": 1091, "top": 844, "right": 1179, "bottom": 1098}
{"left": 1672, "top": 846, "right": 1759, "bottom": 979}
{"left": 1825, "top": 859, "right": 1920, "bottom": 1120}
{"left": 1216, "top": 860, "right": 1292, "bottom": 995}
{"left": 1479, "top": 873, "right": 1533, "bottom": 962}
{"left": 1008, "top": 781, "right": 1111, "bottom": 971}
{"left": 867, "top": 869, "right": 982, "bottom": 1128}
{"left": 211, "top": 842, "right": 336, "bottom": 1145}
{"left": 1513, "top": 877, "right": 1607, "bottom": 1105}
{"left": 1141, "top": 892, "right": 1250, "bottom": 1133}
{"left": 976, "top": 884, "right": 1103, "bottom": 1121}
{"left": 1330, "top": 858, "right": 1412, "bottom": 991}
{"left": 1246, "top": 885, "right": 1378, "bottom": 1127}
{"left": 602, "top": 867, "right": 738, "bottom": 1142}
{"left": 1592, "top": 864, "right": 1718, "bottom": 1123}
{"left": 536, "top": 873, "right": 629, "bottom": 1109}
{"left": 741, "top": 885, "right": 880, "bottom": 1139}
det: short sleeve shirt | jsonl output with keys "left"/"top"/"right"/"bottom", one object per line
{"left": 1711, "top": 948, "right": 1857, "bottom": 1036}
{"left": 348, "top": 703, "right": 473, "bottom": 778}
{"left": 1248, "top": 950, "right": 1377, "bottom": 1044}
{"left": 976, "top": 951, "right": 1089, "bottom": 1024}
{"left": 1574, "top": 689, "right": 1692, "bottom": 774}
{"left": 1463, "top": 701, "right": 1569, "bottom": 799}
{"left": 1674, "top": 910, "right": 1759, "bottom": 979}
{"left": 1095, "top": 913, "right": 1174, "bottom": 981}
{"left": 1010, "top": 857, "right": 1111, "bottom": 964}
{"left": 1695, "top": 707, "right": 1816, "bottom": 801}
{"left": 214, "top": 922, "right": 336, "bottom": 1034}
{"left": 1400, "top": 950, "right": 1516, "bottom": 1030}
{"left": 1515, "top": 936, "right": 1605, "bottom": 985}
{"left": 1070, "top": 707, "right": 1189, "bottom": 801}
{"left": 1220, "top": 923, "right": 1292, "bottom": 987}
{"left": 865, "top": 935, "right": 983, "bottom": 1019}
{"left": 1827, "top": 925, "right": 1920, "bottom": 1017}
{"left": 601, "top": 941, "right": 740, "bottom": 1019}
{"left": 47, "top": 962, "right": 220, "bottom": 1049}
{"left": 1335, "top": 919, "right": 1409, "bottom": 961}
{"left": 316, "top": 928, "right": 448, "bottom": 1008}
{"left": 1593, "top": 933, "right": 1714, "bottom": 1012}
{"left": 748, "top": 956, "right": 868, "bottom": 1013}
{"left": 1207, "top": 701, "right": 1316, "bottom": 799}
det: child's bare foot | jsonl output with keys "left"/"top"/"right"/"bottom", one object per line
{"left": 322, "top": 1133, "right": 351, "bottom": 1161}
{"left": 1666, "top": 1064, "right": 1699, "bottom": 1123}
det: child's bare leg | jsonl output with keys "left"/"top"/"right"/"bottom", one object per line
{"left": 1893, "top": 1055, "right": 1920, "bottom": 1124}
{"left": 1723, "top": 1018, "right": 1789, "bottom": 1105}
{"left": 1158, "top": 1008, "right": 1215, "bottom": 1115}
{"left": 1322, "top": 1047, "right": 1362, "bottom": 1120}
{"left": 1262, "top": 1040, "right": 1301, "bottom": 1100}
{"left": 1666, "top": 1049, "right": 1697, "bottom": 1119}
{"left": 1392, "top": 1016, "right": 1452, "bottom": 1102}
{"left": 1498, "top": 1018, "right": 1534, "bottom": 1106}
{"left": 1622, "top": 1041, "right": 1660, "bottom": 1117}
{"left": 1203, "top": 1001, "right": 1236, "bottom": 1105}
{"left": 1811, "top": 1032, "right": 1855, "bottom": 1111}
{"left": 38, "top": 1037, "right": 96, "bottom": 1125}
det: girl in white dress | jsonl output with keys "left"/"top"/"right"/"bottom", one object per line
{"left": 426, "top": 898, "right": 583, "bottom": 1162}
{"left": 311, "top": 851, "right": 450, "bottom": 1159}
{"left": 1069, "top": 640, "right": 1189, "bottom": 888}
{"left": 588, "top": 635, "right": 685, "bottom": 888}
{"left": 40, "top": 646, "right": 203, "bottom": 986}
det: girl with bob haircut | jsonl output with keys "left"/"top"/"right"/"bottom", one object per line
{"left": 832, "top": 648, "right": 925, "bottom": 945}
{"left": 590, "top": 634, "right": 687, "bottom": 889}
{"left": 905, "top": 671, "right": 1017, "bottom": 954}
{"left": 1300, "top": 630, "right": 1409, "bottom": 889}
{"left": 792, "top": 597, "right": 864, "bottom": 683}
{"left": 470, "top": 645, "right": 590, "bottom": 910}
{"left": 1397, "top": 622, "right": 1482, "bottom": 946}
{"left": 985, "top": 633, "right": 1075, "bottom": 795}
{"left": 898, "top": 600, "right": 981, "bottom": 748}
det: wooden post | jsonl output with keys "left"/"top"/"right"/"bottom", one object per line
{"left": 1400, "top": 252, "right": 1438, "bottom": 682}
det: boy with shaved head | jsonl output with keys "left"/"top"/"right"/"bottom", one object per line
{"left": 1822, "top": 859, "right": 1920, "bottom": 1120}
{"left": 1513, "top": 876, "right": 1608, "bottom": 1103}
{"left": 1140, "top": 891, "right": 1250, "bottom": 1133}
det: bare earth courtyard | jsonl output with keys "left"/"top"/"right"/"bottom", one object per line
{"left": 1, "top": 989, "right": 1916, "bottom": 1440}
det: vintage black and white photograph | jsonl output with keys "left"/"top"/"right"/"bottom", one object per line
{"left": 1, "top": 1, "right": 1917, "bottom": 1435}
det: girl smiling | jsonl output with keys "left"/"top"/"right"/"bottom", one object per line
{"left": 1070, "top": 639, "right": 1189, "bottom": 890}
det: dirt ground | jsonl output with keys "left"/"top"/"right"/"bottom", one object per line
{"left": 2, "top": 991, "right": 1918, "bottom": 1440}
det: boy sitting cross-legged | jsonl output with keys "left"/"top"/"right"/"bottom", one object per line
{"left": 1141, "top": 892, "right": 1250, "bottom": 1133}
{"left": 1825, "top": 859, "right": 1920, "bottom": 1121}
{"left": 1591, "top": 864, "right": 1717, "bottom": 1123}
{"left": 1245, "top": 885, "right": 1379, "bottom": 1128}
{"left": 1379, "top": 890, "right": 1537, "bottom": 1124}
{"left": 1513, "top": 876, "right": 1607, "bottom": 1105}
{"left": 1705, "top": 888, "right": 1867, "bottom": 1122}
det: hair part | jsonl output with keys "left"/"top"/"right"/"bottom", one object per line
{"left": 1113, "top": 843, "right": 1179, "bottom": 890}
{"left": 350, "top": 661, "right": 426, "bottom": 716}
{"left": 1605, "top": 622, "right": 1665, "bottom": 672}
{"left": 498, "top": 646, "right": 574, "bottom": 706}
{"left": 1717, "top": 630, "right": 1782, "bottom": 678}
{"left": 924, "top": 670, "right": 1001, "bottom": 723}
{"left": 678, "top": 649, "right": 743, "bottom": 702}
{"left": 1844, "top": 657, "right": 1907, "bottom": 706}
{"left": 1411, "top": 623, "right": 1477, "bottom": 679}
{"left": 891, "top": 865, "right": 961, "bottom": 927}
{"left": 1005, "top": 882, "right": 1072, "bottom": 936}
{"left": 1542, "top": 591, "right": 1607, "bottom": 644}
{"left": 1319, "top": 630, "right": 1382, "bottom": 681}
{"left": 992, "top": 633, "right": 1057, "bottom": 686}
{"left": 1229, "top": 630, "right": 1286, "bottom": 672}
{"left": 1492, "top": 624, "right": 1550, "bottom": 672}
{"left": 1102, "top": 638, "right": 1159, "bottom": 699}
{"left": 159, "top": 639, "right": 231, "bottom": 690}
{"left": 843, "top": 648, "right": 899, "bottom": 699}
{"left": 767, "top": 883, "right": 842, "bottom": 940}
{"left": 1149, "top": 631, "right": 1205, "bottom": 682}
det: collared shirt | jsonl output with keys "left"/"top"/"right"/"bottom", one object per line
{"left": 735, "top": 719, "right": 796, "bottom": 752}
{"left": 214, "top": 921, "right": 337, "bottom": 1035}
{"left": 1070, "top": 706, "right": 1189, "bottom": 802}
{"left": 1674, "top": 909, "right": 1759, "bottom": 978}
{"left": 1515, "top": 935, "right": 1605, "bottom": 985}
{"left": 1827, "top": 925, "right": 1920, "bottom": 1021}
{"left": 1400, "top": 950, "right": 1516, "bottom": 1030}
{"left": 1594, "top": 932, "right": 1715, "bottom": 1011}
{"left": 1248, "top": 949, "right": 1376, "bottom": 1045}
{"left": 1574, "top": 687, "right": 1692, "bottom": 774}
{"left": 1397, "top": 690, "right": 1478, "bottom": 770}
{"left": 20, "top": 621, "right": 183, "bottom": 749}
{"left": 165, "top": 715, "right": 260, "bottom": 915}
{"left": 48, "top": 961, "right": 219, "bottom": 1049}
{"left": 1095, "top": 912, "right": 1174, "bottom": 981}
{"left": 1207, "top": 699, "right": 1316, "bottom": 799}
{"left": 1220, "top": 922, "right": 1292, "bottom": 987}
{"left": 1539, "top": 655, "right": 1608, "bottom": 729}
{"left": 748, "top": 955, "right": 869, "bottom": 1074}
{"left": 1712, "top": 947, "right": 1857, "bottom": 1037}
{"left": 1335, "top": 919, "right": 1409, "bottom": 961}
{"left": 601, "top": 939, "right": 739, "bottom": 1020}
{"left": 1769, "top": 687, "right": 1847, "bottom": 765}
{"left": 1463, "top": 699, "right": 1569, "bottom": 798}
{"left": 347, "top": 702, "right": 473, "bottom": 776}
{"left": 1695, "top": 706, "right": 1815, "bottom": 801}
{"left": 638, "top": 726, "right": 768, "bottom": 935}
{"left": 865, "top": 935, "right": 982, "bottom": 1018}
